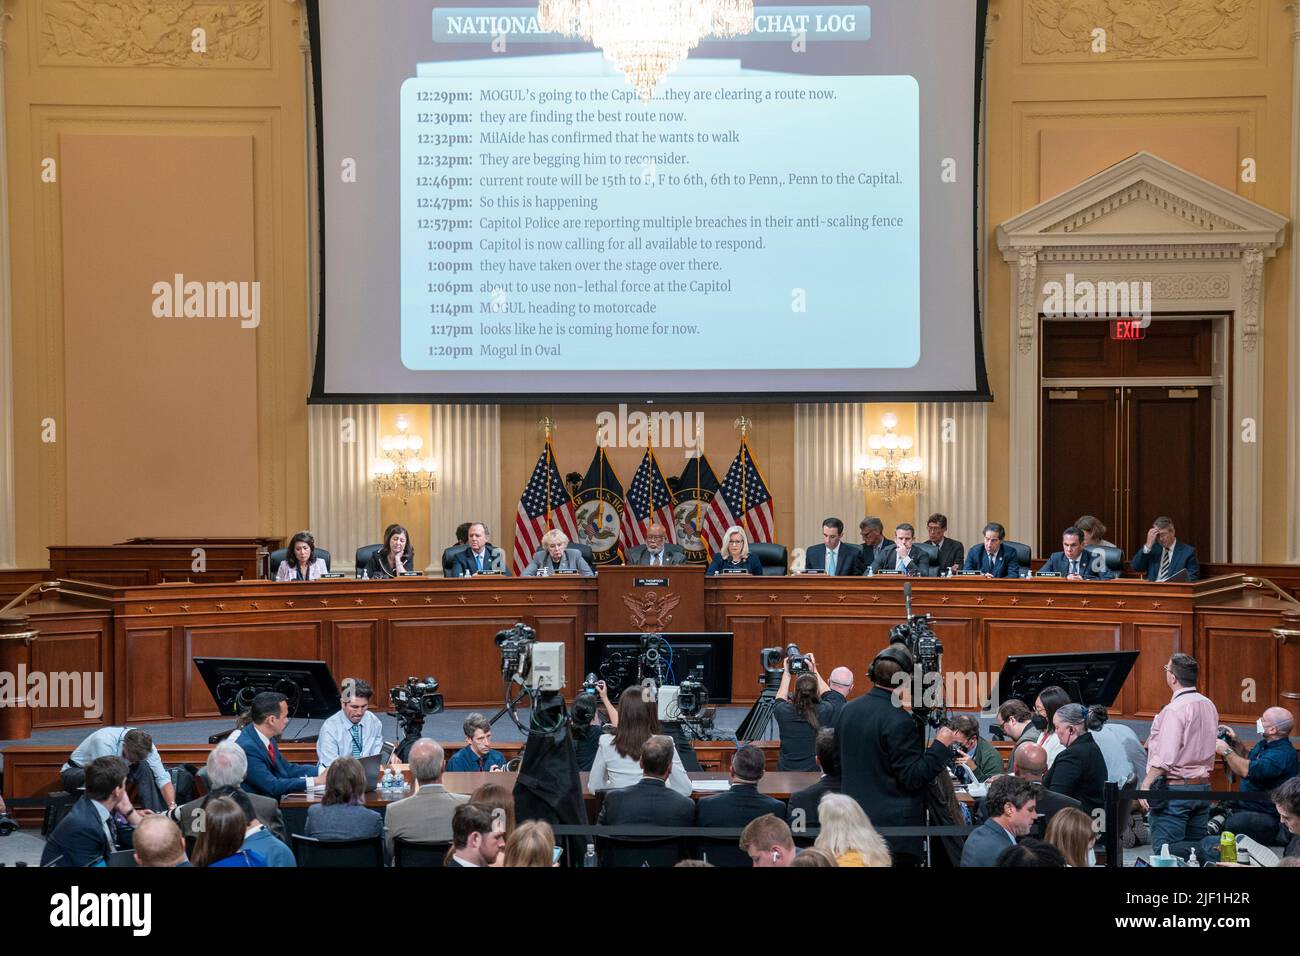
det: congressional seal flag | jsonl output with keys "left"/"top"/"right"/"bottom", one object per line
{"left": 573, "top": 447, "right": 627, "bottom": 566}
{"left": 671, "top": 453, "right": 721, "bottom": 564}
{"left": 702, "top": 438, "right": 775, "bottom": 549}
{"left": 512, "top": 439, "right": 580, "bottom": 576}
{"left": 625, "top": 447, "right": 677, "bottom": 549}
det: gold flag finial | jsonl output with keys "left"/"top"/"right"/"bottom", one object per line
{"left": 734, "top": 416, "right": 753, "bottom": 439}
{"left": 539, "top": 417, "right": 556, "bottom": 441}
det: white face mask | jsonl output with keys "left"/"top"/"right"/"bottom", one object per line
{"left": 1086, "top": 847, "right": 1096, "bottom": 867}
{"left": 1257, "top": 719, "right": 1266, "bottom": 735}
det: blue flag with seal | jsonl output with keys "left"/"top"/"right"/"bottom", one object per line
{"left": 671, "top": 453, "right": 721, "bottom": 564}
{"left": 573, "top": 447, "right": 627, "bottom": 566}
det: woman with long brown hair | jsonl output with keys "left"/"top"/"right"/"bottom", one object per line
{"left": 192, "top": 796, "right": 265, "bottom": 867}
{"left": 503, "top": 820, "right": 558, "bottom": 867}
{"left": 772, "top": 655, "right": 835, "bottom": 771}
{"left": 1045, "top": 807, "right": 1096, "bottom": 867}
{"left": 588, "top": 686, "right": 693, "bottom": 796}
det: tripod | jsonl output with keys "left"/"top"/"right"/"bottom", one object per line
{"left": 736, "top": 688, "right": 781, "bottom": 741}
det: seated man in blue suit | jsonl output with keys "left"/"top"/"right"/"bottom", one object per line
{"left": 453, "top": 522, "right": 512, "bottom": 576}
{"left": 962, "top": 522, "right": 1021, "bottom": 578}
{"left": 801, "top": 517, "right": 862, "bottom": 576}
{"left": 1130, "top": 516, "right": 1200, "bottom": 581}
{"left": 237, "top": 691, "right": 325, "bottom": 798}
{"left": 1040, "top": 526, "right": 1102, "bottom": 579}
{"left": 42, "top": 755, "right": 152, "bottom": 867}
{"left": 959, "top": 775, "right": 1038, "bottom": 867}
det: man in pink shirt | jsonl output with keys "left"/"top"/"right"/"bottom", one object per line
{"left": 1140, "top": 653, "right": 1218, "bottom": 858}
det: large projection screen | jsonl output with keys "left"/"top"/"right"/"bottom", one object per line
{"left": 308, "top": 0, "right": 990, "bottom": 402}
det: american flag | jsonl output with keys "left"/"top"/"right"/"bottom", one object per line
{"left": 702, "top": 440, "right": 775, "bottom": 550}
{"left": 625, "top": 448, "right": 677, "bottom": 547}
{"left": 512, "top": 441, "right": 579, "bottom": 576}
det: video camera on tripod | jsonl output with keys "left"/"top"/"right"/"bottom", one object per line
{"left": 888, "top": 581, "right": 946, "bottom": 727}
{"left": 389, "top": 676, "right": 444, "bottom": 761}
{"left": 494, "top": 622, "right": 568, "bottom": 734}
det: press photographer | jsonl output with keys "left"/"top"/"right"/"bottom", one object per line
{"left": 1200, "top": 706, "right": 1297, "bottom": 860}
{"left": 772, "top": 646, "right": 838, "bottom": 771}
{"left": 834, "top": 643, "right": 956, "bottom": 867}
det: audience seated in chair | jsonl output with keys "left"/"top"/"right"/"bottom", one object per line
{"left": 383, "top": 738, "right": 468, "bottom": 858}
{"left": 597, "top": 734, "right": 696, "bottom": 867}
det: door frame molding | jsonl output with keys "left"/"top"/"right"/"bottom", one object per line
{"left": 997, "top": 153, "right": 1288, "bottom": 562}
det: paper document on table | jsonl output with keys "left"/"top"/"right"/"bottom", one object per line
{"left": 690, "top": 780, "right": 731, "bottom": 793}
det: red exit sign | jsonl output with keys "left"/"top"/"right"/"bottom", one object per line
{"left": 1110, "top": 320, "right": 1147, "bottom": 340}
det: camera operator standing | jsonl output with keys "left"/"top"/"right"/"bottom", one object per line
{"left": 773, "top": 651, "right": 835, "bottom": 771}
{"left": 833, "top": 645, "right": 956, "bottom": 866}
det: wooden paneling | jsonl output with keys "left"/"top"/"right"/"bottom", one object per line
{"left": 50, "top": 544, "right": 265, "bottom": 586}
{"left": 121, "top": 627, "right": 173, "bottom": 724}
{"left": 2, "top": 572, "right": 1292, "bottom": 732}
{"left": 1040, "top": 387, "right": 1119, "bottom": 555}
{"left": 0, "top": 569, "right": 53, "bottom": 606}
{"left": 28, "top": 623, "right": 108, "bottom": 729}
{"left": 1199, "top": 625, "right": 1278, "bottom": 724}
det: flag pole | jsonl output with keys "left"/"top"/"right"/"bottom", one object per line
{"left": 541, "top": 417, "right": 555, "bottom": 530}
{"left": 735, "top": 416, "right": 752, "bottom": 538}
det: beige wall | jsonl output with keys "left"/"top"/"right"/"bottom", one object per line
{"left": 983, "top": 0, "right": 1294, "bottom": 561}
{"left": 5, "top": 0, "right": 311, "bottom": 563}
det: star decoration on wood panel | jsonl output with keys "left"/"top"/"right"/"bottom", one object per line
{"left": 215, "top": 603, "right": 225, "bottom": 611}
{"left": 1115, "top": 601, "right": 1126, "bottom": 608}
{"left": 1151, "top": 601, "right": 1162, "bottom": 609}
{"left": 940, "top": 596, "right": 950, "bottom": 604}
{"left": 1045, "top": 598, "right": 1055, "bottom": 606}
{"left": 284, "top": 601, "right": 295, "bottom": 609}
{"left": 975, "top": 597, "right": 985, "bottom": 605}
{"left": 179, "top": 604, "right": 190, "bottom": 613}
{"left": 837, "top": 594, "right": 846, "bottom": 602}
{"left": 425, "top": 597, "right": 434, "bottom": 604}
{"left": 389, "top": 597, "right": 399, "bottom": 605}
{"left": 250, "top": 602, "right": 259, "bottom": 610}
{"left": 1081, "top": 599, "right": 1091, "bottom": 607}
{"left": 871, "top": 595, "right": 880, "bottom": 603}
{"left": 527, "top": 595, "right": 535, "bottom": 603}
{"left": 319, "top": 599, "right": 329, "bottom": 607}
{"left": 493, "top": 595, "right": 502, "bottom": 603}
{"left": 458, "top": 595, "right": 468, "bottom": 604}
{"left": 354, "top": 598, "right": 364, "bottom": 606}
{"left": 561, "top": 595, "right": 569, "bottom": 603}
{"left": 1010, "top": 597, "right": 1019, "bottom": 605}
{"left": 145, "top": 606, "right": 154, "bottom": 614}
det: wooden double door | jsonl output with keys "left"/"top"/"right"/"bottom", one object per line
{"left": 1040, "top": 384, "right": 1213, "bottom": 560}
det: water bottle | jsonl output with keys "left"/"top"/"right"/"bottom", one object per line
{"left": 1187, "top": 848, "right": 1198, "bottom": 867}
{"left": 1219, "top": 831, "right": 1237, "bottom": 864}
{"left": 583, "top": 843, "right": 597, "bottom": 867}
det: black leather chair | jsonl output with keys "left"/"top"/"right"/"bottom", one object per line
{"left": 392, "top": 838, "right": 451, "bottom": 867}
{"left": 913, "top": 541, "right": 940, "bottom": 570}
{"left": 441, "top": 544, "right": 468, "bottom": 576}
{"left": 268, "top": 547, "right": 332, "bottom": 577}
{"left": 355, "top": 544, "right": 382, "bottom": 577}
{"left": 572, "top": 542, "right": 595, "bottom": 566}
{"left": 748, "top": 542, "right": 788, "bottom": 575}
{"left": 292, "top": 834, "right": 385, "bottom": 867}
{"left": 693, "top": 835, "right": 751, "bottom": 868}
{"left": 1094, "top": 545, "right": 1124, "bottom": 575}
{"left": 1004, "top": 540, "right": 1032, "bottom": 575}
{"left": 596, "top": 834, "right": 684, "bottom": 868}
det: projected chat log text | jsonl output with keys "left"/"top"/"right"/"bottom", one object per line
{"left": 399, "top": 74, "right": 919, "bottom": 372}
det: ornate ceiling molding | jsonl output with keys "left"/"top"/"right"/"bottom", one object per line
{"left": 1023, "top": 0, "right": 1259, "bottom": 63}
{"left": 38, "top": 0, "right": 270, "bottom": 68}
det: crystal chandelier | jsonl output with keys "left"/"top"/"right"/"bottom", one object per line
{"left": 857, "top": 413, "right": 923, "bottom": 504}
{"left": 538, "top": 0, "right": 755, "bottom": 102}
{"left": 371, "top": 415, "right": 438, "bottom": 503}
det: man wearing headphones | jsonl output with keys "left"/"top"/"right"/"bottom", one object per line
{"left": 833, "top": 644, "right": 956, "bottom": 866}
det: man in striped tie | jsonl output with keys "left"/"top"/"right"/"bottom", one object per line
{"left": 317, "top": 678, "right": 386, "bottom": 770}
{"left": 1131, "top": 516, "right": 1201, "bottom": 582}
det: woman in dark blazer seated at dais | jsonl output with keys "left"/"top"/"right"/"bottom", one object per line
{"left": 706, "top": 524, "right": 764, "bottom": 575}
{"left": 364, "top": 523, "right": 415, "bottom": 578}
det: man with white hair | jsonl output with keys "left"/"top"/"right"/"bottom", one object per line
{"left": 170, "top": 742, "right": 286, "bottom": 844}
{"left": 820, "top": 666, "right": 855, "bottom": 725}
{"left": 383, "top": 737, "right": 468, "bottom": 857}
{"left": 1204, "top": 707, "right": 1298, "bottom": 854}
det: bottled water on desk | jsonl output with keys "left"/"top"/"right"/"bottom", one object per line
{"left": 583, "top": 843, "right": 597, "bottom": 867}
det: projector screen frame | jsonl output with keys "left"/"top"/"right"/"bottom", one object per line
{"left": 304, "top": 0, "right": 992, "bottom": 406}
